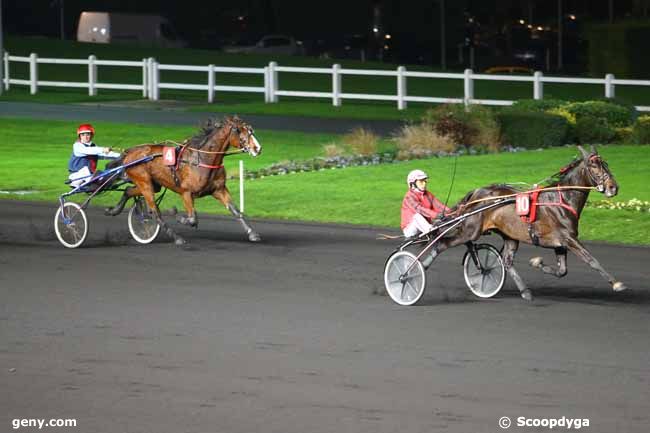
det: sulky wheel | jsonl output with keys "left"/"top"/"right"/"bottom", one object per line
{"left": 463, "top": 243, "right": 505, "bottom": 298}
{"left": 127, "top": 197, "right": 161, "bottom": 244}
{"left": 54, "top": 202, "right": 88, "bottom": 248}
{"left": 384, "top": 250, "right": 426, "bottom": 306}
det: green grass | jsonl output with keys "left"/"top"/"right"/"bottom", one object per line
{"left": 1, "top": 118, "right": 648, "bottom": 245}
{"left": 3, "top": 36, "right": 650, "bottom": 121}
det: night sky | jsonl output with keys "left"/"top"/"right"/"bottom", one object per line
{"left": 5, "top": 0, "right": 648, "bottom": 43}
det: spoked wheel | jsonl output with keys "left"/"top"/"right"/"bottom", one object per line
{"left": 384, "top": 251, "right": 426, "bottom": 306}
{"left": 463, "top": 244, "right": 505, "bottom": 298}
{"left": 54, "top": 202, "right": 88, "bottom": 248}
{"left": 127, "top": 198, "right": 160, "bottom": 244}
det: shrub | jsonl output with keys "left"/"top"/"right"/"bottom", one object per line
{"left": 498, "top": 111, "right": 569, "bottom": 148}
{"left": 392, "top": 123, "right": 456, "bottom": 159}
{"left": 614, "top": 127, "right": 634, "bottom": 143}
{"left": 511, "top": 99, "right": 569, "bottom": 112}
{"left": 323, "top": 143, "right": 346, "bottom": 157}
{"left": 632, "top": 115, "right": 650, "bottom": 144}
{"left": 341, "top": 127, "right": 378, "bottom": 156}
{"left": 423, "top": 104, "right": 500, "bottom": 151}
{"left": 563, "top": 100, "right": 635, "bottom": 128}
{"left": 574, "top": 115, "right": 617, "bottom": 144}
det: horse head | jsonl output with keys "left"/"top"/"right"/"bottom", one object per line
{"left": 225, "top": 116, "right": 262, "bottom": 157}
{"left": 577, "top": 145, "right": 618, "bottom": 197}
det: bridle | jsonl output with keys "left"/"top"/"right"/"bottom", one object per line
{"left": 584, "top": 154, "right": 611, "bottom": 193}
{"left": 228, "top": 123, "right": 256, "bottom": 155}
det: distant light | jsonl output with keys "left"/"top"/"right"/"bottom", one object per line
{"left": 100, "top": 28, "right": 107, "bottom": 35}
{"left": 92, "top": 26, "right": 98, "bottom": 32}
{"left": 519, "top": 19, "right": 525, "bottom": 25}
{"left": 527, "top": 24, "right": 533, "bottom": 29}
{"left": 238, "top": 16, "right": 245, "bottom": 21}
{"left": 384, "top": 34, "right": 391, "bottom": 40}
{"left": 468, "top": 18, "right": 474, "bottom": 23}
{"left": 383, "top": 45, "right": 389, "bottom": 50}
{"left": 372, "top": 27, "right": 379, "bottom": 33}
{"left": 569, "top": 14, "right": 576, "bottom": 20}
{"left": 536, "top": 26, "right": 543, "bottom": 31}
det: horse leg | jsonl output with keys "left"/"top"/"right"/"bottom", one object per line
{"left": 529, "top": 247, "right": 568, "bottom": 278}
{"left": 176, "top": 191, "right": 198, "bottom": 227}
{"left": 138, "top": 182, "right": 185, "bottom": 246}
{"left": 105, "top": 186, "right": 139, "bottom": 216}
{"left": 503, "top": 239, "right": 533, "bottom": 301}
{"left": 565, "top": 237, "right": 626, "bottom": 291}
{"left": 212, "top": 188, "right": 261, "bottom": 242}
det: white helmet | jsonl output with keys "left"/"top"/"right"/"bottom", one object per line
{"left": 407, "top": 169, "right": 428, "bottom": 186}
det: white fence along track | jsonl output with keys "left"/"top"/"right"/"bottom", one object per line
{"left": 3, "top": 52, "right": 649, "bottom": 112}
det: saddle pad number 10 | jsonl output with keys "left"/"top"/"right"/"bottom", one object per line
{"left": 516, "top": 194, "right": 530, "bottom": 216}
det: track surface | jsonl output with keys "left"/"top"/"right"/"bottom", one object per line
{"left": 0, "top": 101, "right": 404, "bottom": 136}
{"left": 2, "top": 200, "right": 649, "bottom": 433}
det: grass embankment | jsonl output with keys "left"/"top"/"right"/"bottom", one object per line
{"left": 2, "top": 36, "right": 650, "bottom": 121}
{"left": 1, "top": 118, "right": 648, "bottom": 245}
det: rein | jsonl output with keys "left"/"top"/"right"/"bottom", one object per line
{"left": 462, "top": 185, "right": 596, "bottom": 208}
{"left": 164, "top": 140, "right": 246, "bottom": 156}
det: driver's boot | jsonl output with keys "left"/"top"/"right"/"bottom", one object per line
{"left": 420, "top": 249, "right": 438, "bottom": 269}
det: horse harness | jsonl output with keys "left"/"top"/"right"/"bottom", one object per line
{"left": 515, "top": 155, "right": 604, "bottom": 245}
{"left": 162, "top": 143, "right": 245, "bottom": 187}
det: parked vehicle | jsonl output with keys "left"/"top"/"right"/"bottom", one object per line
{"left": 223, "top": 35, "right": 304, "bottom": 56}
{"left": 76, "top": 12, "right": 186, "bottom": 48}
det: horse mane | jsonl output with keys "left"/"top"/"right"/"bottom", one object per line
{"left": 187, "top": 116, "right": 241, "bottom": 149}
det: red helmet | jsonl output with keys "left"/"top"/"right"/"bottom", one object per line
{"left": 77, "top": 123, "right": 95, "bottom": 138}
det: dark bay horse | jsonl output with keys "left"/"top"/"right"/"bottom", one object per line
{"left": 437, "top": 145, "right": 624, "bottom": 301}
{"left": 105, "top": 116, "right": 262, "bottom": 245}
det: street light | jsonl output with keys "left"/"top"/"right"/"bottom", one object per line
{"left": 439, "top": 0, "right": 446, "bottom": 70}
{"left": 1, "top": 0, "right": 4, "bottom": 96}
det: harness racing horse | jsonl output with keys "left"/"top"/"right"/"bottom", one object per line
{"left": 105, "top": 116, "right": 262, "bottom": 246}
{"left": 436, "top": 145, "right": 624, "bottom": 301}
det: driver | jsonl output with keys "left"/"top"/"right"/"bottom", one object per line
{"left": 400, "top": 169, "right": 452, "bottom": 267}
{"left": 68, "top": 123, "right": 120, "bottom": 187}
{"left": 401, "top": 169, "right": 451, "bottom": 238}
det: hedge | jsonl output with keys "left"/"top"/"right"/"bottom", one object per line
{"left": 498, "top": 111, "right": 569, "bottom": 148}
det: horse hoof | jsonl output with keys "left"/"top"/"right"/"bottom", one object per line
{"left": 529, "top": 257, "right": 543, "bottom": 268}
{"left": 521, "top": 289, "right": 534, "bottom": 302}
{"left": 248, "top": 232, "right": 262, "bottom": 242}
{"left": 613, "top": 281, "right": 627, "bottom": 292}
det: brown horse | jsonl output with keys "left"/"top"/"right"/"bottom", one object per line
{"left": 435, "top": 144, "right": 624, "bottom": 301}
{"left": 105, "top": 116, "right": 262, "bottom": 245}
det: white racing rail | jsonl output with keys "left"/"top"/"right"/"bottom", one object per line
{"left": 3, "top": 52, "right": 649, "bottom": 112}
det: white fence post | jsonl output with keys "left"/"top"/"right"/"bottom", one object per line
{"left": 29, "top": 53, "right": 38, "bottom": 95}
{"left": 463, "top": 68, "right": 473, "bottom": 108}
{"left": 397, "top": 66, "right": 407, "bottom": 110}
{"left": 605, "top": 74, "right": 615, "bottom": 99}
{"left": 239, "top": 160, "right": 245, "bottom": 213}
{"left": 533, "top": 71, "right": 543, "bottom": 100}
{"left": 88, "top": 55, "right": 97, "bottom": 96}
{"left": 147, "top": 57, "right": 154, "bottom": 100}
{"left": 332, "top": 63, "right": 341, "bottom": 107}
{"left": 142, "top": 58, "right": 148, "bottom": 98}
{"left": 153, "top": 60, "right": 160, "bottom": 101}
{"left": 3, "top": 51, "right": 9, "bottom": 90}
{"left": 269, "top": 61, "right": 278, "bottom": 103}
{"left": 263, "top": 66, "right": 270, "bottom": 103}
{"left": 208, "top": 64, "right": 215, "bottom": 103}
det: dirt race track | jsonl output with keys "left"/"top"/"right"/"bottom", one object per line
{"left": 1, "top": 200, "right": 649, "bottom": 433}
